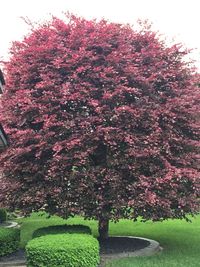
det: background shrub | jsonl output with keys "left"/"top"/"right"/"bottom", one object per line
{"left": 26, "top": 234, "right": 99, "bottom": 267}
{"left": 32, "top": 224, "right": 92, "bottom": 239}
{"left": 0, "top": 208, "right": 7, "bottom": 223}
{"left": 0, "top": 228, "right": 20, "bottom": 257}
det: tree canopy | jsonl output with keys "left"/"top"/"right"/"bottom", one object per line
{"left": 0, "top": 15, "right": 199, "bottom": 239}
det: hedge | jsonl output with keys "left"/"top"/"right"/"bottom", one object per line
{"left": 26, "top": 234, "right": 100, "bottom": 267}
{"left": 32, "top": 224, "right": 92, "bottom": 239}
{"left": 0, "top": 228, "right": 20, "bottom": 257}
{"left": 0, "top": 208, "right": 7, "bottom": 223}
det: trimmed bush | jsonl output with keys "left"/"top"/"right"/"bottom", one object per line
{"left": 26, "top": 234, "right": 100, "bottom": 267}
{"left": 0, "top": 228, "right": 20, "bottom": 257}
{"left": 32, "top": 224, "right": 92, "bottom": 239}
{"left": 0, "top": 208, "right": 7, "bottom": 223}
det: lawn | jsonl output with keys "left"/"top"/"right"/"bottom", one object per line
{"left": 17, "top": 212, "right": 200, "bottom": 267}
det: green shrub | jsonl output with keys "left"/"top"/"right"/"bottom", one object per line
{"left": 0, "top": 208, "right": 7, "bottom": 223}
{"left": 32, "top": 224, "right": 92, "bottom": 239}
{"left": 26, "top": 234, "right": 100, "bottom": 267}
{"left": 0, "top": 228, "right": 20, "bottom": 257}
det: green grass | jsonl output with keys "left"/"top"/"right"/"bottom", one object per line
{"left": 18, "top": 212, "right": 200, "bottom": 267}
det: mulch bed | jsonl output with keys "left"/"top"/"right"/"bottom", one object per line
{"left": 99, "top": 236, "right": 150, "bottom": 255}
{"left": 0, "top": 249, "right": 25, "bottom": 261}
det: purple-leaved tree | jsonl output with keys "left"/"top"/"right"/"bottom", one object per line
{"left": 0, "top": 15, "right": 199, "bottom": 239}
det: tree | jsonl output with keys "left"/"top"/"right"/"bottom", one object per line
{"left": 0, "top": 15, "right": 199, "bottom": 239}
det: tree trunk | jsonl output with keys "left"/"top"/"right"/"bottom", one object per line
{"left": 98, "top": 217, "right": 109, "bottom": 240}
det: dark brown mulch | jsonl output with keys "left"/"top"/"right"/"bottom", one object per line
{"left": 98, "top": 236, "right": 150, "bottom": 255}
{"left": 0, "top": 249, "right": 25, "bottom": 263}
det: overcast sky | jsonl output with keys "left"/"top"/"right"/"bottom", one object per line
{"left": 1, "top": 0, "right": 200, "bottom": 68}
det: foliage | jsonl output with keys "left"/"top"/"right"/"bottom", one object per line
{"left": 32, "top": 224, "right": 91, "bottom": 238}
{"left": 0, "top": 228, "right": 20, "bottom": 257}
{"left": 0, "top": 14, "right": 199, "bottom": 238}
{"left": 26, "top": 233, "right": 100, "bottom": 267}
{"left": 0, "top": 208, "right": 7, "bottom": 223}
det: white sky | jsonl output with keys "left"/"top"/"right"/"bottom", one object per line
{"left": 1, "top": 0, "right": 200, "bottom": 68}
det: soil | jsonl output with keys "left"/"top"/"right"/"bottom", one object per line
{"left": 98, "top": 236, "right": 150, "bottom": 255}
{"left": 0, "top": 249, "right": 25, "bottom": 266}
